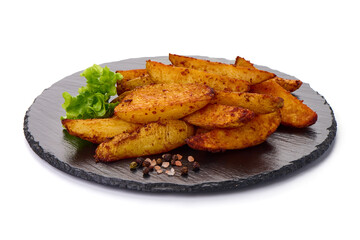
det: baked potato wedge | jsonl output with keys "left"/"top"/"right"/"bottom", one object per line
{"left": 117, "top": 74, "right": 154, "bottom": 94}
{"left": 169, "top": 54, "right": 275, "bottom": 85}
{"left": 186, "top": 110, "right": 281, "bottom": 151}
{"left": 62, "top": 117, "right": 142, "bottom": 144}
{"left": 111, "top": 91, "right": 132, "bottom": 103}
{"left": 234, "top": 56, "right": 255, "bottom": 69}
{"left": 251, "top": 79, "right": 317, "bottom": 128}
{"left": 116, "top": 69, "right": 149, "bottom": 95}
{"left": 114, "top": 83, "right": 215, "bottom": 123}
{"left": 116, "top": 69, "right": 147, "bottom": 81}
{"left": 270, "top": 77, "right": 303, "bottom": 92}
{"left": 146, "top": 60, "right": 250, "bottom": 92}
{"left": 95, "top": 120, "right": 195, "bottom": 162}
{"left": 211, "top": 90, "right": 284, "bottom": 114}
{"left": 234, "top": 56, "right": 302, "bottom": 92}
{"left": 183, "top": 104, "right": 255, "bottom": 129}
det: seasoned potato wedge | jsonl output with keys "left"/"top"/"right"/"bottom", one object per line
{"left": 270, "top": 77, "right": 303, "bottom": 92}
{"left": 116, "top": 69, "right": 149, "bottom": 95}
{"left": 183, "top": 104, "right": 255, "bottom": 129}
{"left": 234, "top": 56, "right": 255, "bottom": 69}
{"left": 169, "top": 54, "right": 275, "bottom": 85}
{"left": 114, "top": 83, "right": 215, "bottom": 123}
{"left": 186, "top": 110, "right": 281, "bottom": 151}
{"left": 251, "top": 80, "right": 317, "bottom": 128}
{"left": 117, "top": 74, "right": 154, "bottom": 94}
{"left": 146, "top": 60, "right": 250, "bottom": 92}
{"left": 116, "top": 69, "right": 147, "bottom": 81}
{"left": 111, "top": 91, "right": 132, "bottom": 103}
{"left": 62, "top": 117, "right": 142, "bottom": 144}
{"left": 95, "top": 120, "right": 195, "bottom": 162}
{"left": 234, "top": 56, "right": 302, "bottom": 92}
{"left": 211, "top": 90, "right": 284, "bottom": 114}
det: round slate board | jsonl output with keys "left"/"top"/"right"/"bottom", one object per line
{"left": 24, "top": 56, "right": 336, "bottom": 193}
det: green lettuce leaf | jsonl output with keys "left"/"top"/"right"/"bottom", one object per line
{"left": 61, "top": 64, "right": 123, "bottom": 120}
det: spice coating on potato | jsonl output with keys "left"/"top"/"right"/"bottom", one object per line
{"left": 270, "top": 77, "right": 303, "bottom": 92}
{"left": 251, "top": 79, "right": 317, "bottom": 128}
{"left": 111, "top": 91, "right": 132, "bottom": 103}
{"left": 169, "top": 54, "right": 275, "bottom": 85}
{"left": 95, "top": 120, "right": 195, "bottom": 162}
{"left": 115, "top": 69, "right": 149, "bottom": 95}
{"left": 117, "top": 74, "right": 154, "bottom": 94}
{"left": 62, "top": 117, "right": 142, "bottom": 144}
{"left": 186, "top": 110, "right": 281, "bottom": 152}
{"left": 234, "top": 56, "right": 256, "bottom": 69}
{"left": 116, "top": 69, "right": 148, "bottom": 81}
{"left": 146, "top": 60, "right": 250, "bottom": 92}
{"left": 233, "top": 57, "right": 303, "bottom": 92}
{"left": 183, "top": 104, "right": 255, "bottom": 129}
{"left": 212, "top": 90, "right": 284, "bottom": 114}
{"left": 114, "top": 83, "right": 215, "bottom": 123}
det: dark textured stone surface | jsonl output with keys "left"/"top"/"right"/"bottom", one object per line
{"left": 23, "top": 56, "right": 337, "bottom": 193}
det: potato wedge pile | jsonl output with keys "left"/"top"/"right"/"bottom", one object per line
{"left": 62, "top": 54, "right": 318, "bottom": 162}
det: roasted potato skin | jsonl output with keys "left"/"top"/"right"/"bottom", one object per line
{"left": 234, "top": 57, "right": 302, "bottom": 92}
{"left": 169, "top": 54, "right": 275, "bottom": 85}
{"left": 95, "top": 120, "right": 195, "bottom": 162}
{"left": 183, "top": 104, "right": 255, "bottom": 129}
{"left": 186, "top": 110, "right": 281, "bottom": 152}
{"left": 116, "top": 69, "right": 149, "bottom": 95}
{"left": 211, "top": 90, "right": 284, "bottom": 114}
{"left": 146, "top": 60, "right": 250, "bottom": 92}
{"left": 62, "top": 117, "right": 142, "bottom": 144}
{"left": 117, "top": 74, "right": 153, "bottom": 94}
{"left": 270, "top": 77, "right": 303, "bottom": 92}
{"left": 114, "top": 83, "right": 215, "bottom": 123}
{"left": 111, "top": 91, "right": 132, "bottom": 103}
{"left": 116, "top": 69, "right": 148, "bottom": 81}
{"left": 251, "top": 80, "right": 317, "bottom": 128}
{"left": 234, "top": 56, "right": 255, "bottom": 69}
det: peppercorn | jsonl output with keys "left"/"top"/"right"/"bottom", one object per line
{"left": 166, "top": 168, "right": 175, "bottom": 176}
{"left": 148, "top": 165, "right": 154, "bottom": 171}
{"left": 135, "top": 157, "right": 144, "bottom": 166}
{"left": 162, "top": 153, "right": 172, "bottom": 162}
{"left": 162, "top": 162, "right": 170, "bottom": 168}
{"left": 150, "top": 159, "right": 157, "bottom": 167}
{"left": 170, "top": 159, "right": 176, "bottom": 166}
{"left": 143, "top": 167, "right": 150, "bottom": 176}
{"left": 130, "top": 161, "right": 138, "bottom": 171}
{"left": 142, "top": 160, "right": 151, "bottom": 168}
{"left": 156, "top": 158, "right": 163, "bottom": 166}
{"left": 172, "top": 154, "right": 179, "bottom": 161}
{"left": 181, "top": 166, "right": 188, "bottom": 176}
{"left": 192, "top": 161, "right": 200, "bottom": 171}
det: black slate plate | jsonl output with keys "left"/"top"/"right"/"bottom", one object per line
{"left": 24, "top": 56, "right": 336, "bottom": 193}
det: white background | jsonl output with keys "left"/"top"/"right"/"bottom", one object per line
{"left": 1, "top": 0, "right": 359, "bottom": 239}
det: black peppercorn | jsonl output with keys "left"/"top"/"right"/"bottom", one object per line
{"left": 156, "top": 158, "right": 163, "bottom": 166}
{"left": 135, "top": 157, "right": 144, "bottom": 166}
{"left": 148, "top": 165, "right": 154, "bottom": 171}
{"left": 192, "top": 161, "right": 200, "bottom": 171}
{"left": 143, "top": 167, "right": 150, "bottom": 176}
{"left": 162, "top": 153, "right": 172, "bottom": 162}
{"left": 142, "top": 160, "right": 150, "bottom": 168}
{"left": 181, "top": 166, "right": 188, "bottom": 176}
{"left": 170, "top": 159, "right": 176, "bottom": 166}
{"left": 172, "top": 154, "right": 178, "bottom": 161}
